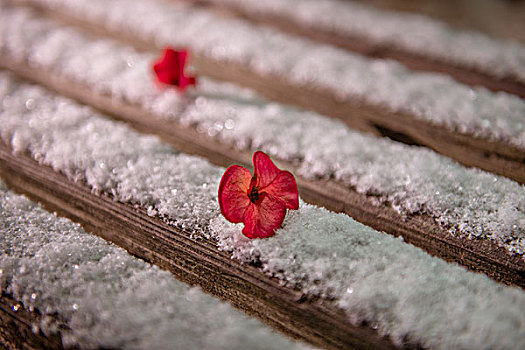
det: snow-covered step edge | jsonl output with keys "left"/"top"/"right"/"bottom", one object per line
{"left": 1, "top": 73, "right": 525, "bottom": 349}
{"left": 12, "top": 0, "right": 525, "bottom": 151}
{"left": 0, "top": 179, "right": 313, "bottom": 350}
{"left": 197, "top": 0, "right": 525, "bottom": 94}
{"left": 0, "top": 7, "right": 523, "bottom": 260}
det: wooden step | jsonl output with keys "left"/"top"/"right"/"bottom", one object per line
{"left": 1, "top": 62, "right": 523, "bottom": 289}
{"left": 9, "top": 0, "right": 525, "bottom": 185}
{"left": 1, "top": 72, "right": 524, "bottom": 349}
{"left": 0, "top": 142, "right": 397, "bottom": 350}
{"left": 183, "top": 0, "right": 525, "bottom": 98}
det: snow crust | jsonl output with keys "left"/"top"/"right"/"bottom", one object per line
{"left": 1, "top": 7, "right": 523, "bottom": 256}
{"left": 11, "top": 1, "right": 525, "bottom": 149}
{"left": 207, "top": 0, "right": 525, "bottom": 82}
{"left": 1, "top": 73, "right": 524, "bottom": 349}
{"left": 0, "top": 180, "right": 312, "bottom": 350}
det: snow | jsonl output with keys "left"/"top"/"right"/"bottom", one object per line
{"left": 0, "top": 180, "right": 313, "bottom": 349}
{"left": 11, "top": 0, "right": 525, "bottom": 149}
{"left": 1, "top": 72, "right": 525, "bottom": 349}
{"left": 206, "top": 0, "right": 525, "bottom": 82}
{"left": 1, "top": 7, "right": 523, "bottom": 256}
{"left": 211, "top": 207, "right": 525, "bottom": 349}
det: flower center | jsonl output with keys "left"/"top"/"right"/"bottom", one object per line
{"left": 248, "top": 186, "right": 259, "bottom": 203}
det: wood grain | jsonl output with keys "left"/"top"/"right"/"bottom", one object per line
{"left": 0, "top": 294, "right": 65, "bottom": 350}
{"left": 0, "top": 142, "right": 399, "bottom": 350}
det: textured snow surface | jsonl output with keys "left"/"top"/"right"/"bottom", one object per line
{"left": 211, "top": 209, "right": 525, "bottom": 349}
{"left": 1, "top": 73, "right": 525, "bottom": 349}
{"left": 0, "top": 181, "right": 312, "bottom": 350}
{"left": 207, "top": 0, "right": 525, "bottom": 82}
{"left": 11, "top": 1, "right": 525, "bottom": 149}
{"left": 1, "top": 8, "right": 524, "bottom": 256}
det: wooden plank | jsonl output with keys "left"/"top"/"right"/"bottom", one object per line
{"left": 0, "top": 66, "right": 523, "bottom": 290}
{"left": 0, "top": 293, "right": 64, "bottom": 350}
{"left": 182, "top": 0, "right": 525, "bottom": 98}
{"left": 355, "top": 0, "right": 525, "bottom": 46}
{"left": 8, "top": 1, "right": 525, "bottom": 185}
{"left": 0, "top": 142, "right": 398, "bottom": 350}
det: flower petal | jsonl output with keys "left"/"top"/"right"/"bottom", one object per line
{"left": 218, "top": 165, "right": 252, "bottom": 223}
{"left": 178, "top": 76, "right": 197, "bottom": 91}
{"left": 253, "top": 151, "right": 299, "bottom": 209}
{"left": 176, "top": 50, "right": 187, "bottom": 70}
{"left": 152, "top": 48, "right": 196, "bottom": 90}
{"left": 153, "top": 48, "right": 180, "bottom": 84}
{"left": 253, "top": 151, "right": 280, "bottom": 188}
{"left": 242, "top": 193, "right": 286, "bottom": 238}
{"left": 263, "top": 170, "right": 299, "bottom": 210}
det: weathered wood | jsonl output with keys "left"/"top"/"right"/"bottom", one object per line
{"left": 0, "top": 142, "right": 399, "bottom": 350}
{"left": 0, "top": 294, "right": 64, "bottom": 350}
{"left": 7, "top": 1, "right": 525, "bottom": 185}
{"left": 0, "top": 67, "right": 523, "bottom": 290}
{"left": 183, "top": 0, "right": 525, "bottom": 98}
{"left": 352, "top": 0, "right": 525, "bottom": 46}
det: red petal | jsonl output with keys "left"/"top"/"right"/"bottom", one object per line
{"left": 178, "top": 76, "right": 197, "bottom": 91}
{"left": 253, "top": 151, "right": 280, "bottom": 188}
{"left": 263, "top": 170, "right": 299, "bottom": 210}
{"left": 154, "top": 70, "right": 175, "bottom": 85}
{"left": 152, "top": 47, "right": 196, "bottom": 90}
{"left": 176, "top": 50, "right": 187, "bottom": 65}
{"left": 253, "top": 151, "right": 299, "bottom": 210}
{"left": 218, "top": 165, "right": 252, "bottom": 223}
{"left": 153, "top": 48, "right": 179, "bottom": 84}
{"left": 177, "top": 50, "right": 187, "bottom": 78}
{"left": 242, "top": 193, "right": 286, "bottom": 238}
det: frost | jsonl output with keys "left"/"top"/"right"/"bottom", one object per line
{"left": 0, "top": 180, "right": 312, "bottom": 350}
{"left": 0, "top": 73, "right": 524, "bottom": 348}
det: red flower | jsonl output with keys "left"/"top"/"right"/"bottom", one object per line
{"left": 153, "top": 47, "right": 196, "bottom": 91}
{"left": 218, "top": 151, "right": 299, "bottom": 238}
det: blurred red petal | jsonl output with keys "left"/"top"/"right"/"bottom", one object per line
{"left": 218, "top": 165, "right": 252, "bottom": 223}
{"left": 242, "top": 193, "right": 287, "bottom": 238}
{"left": 152, "top": 47, "right": 196, "bottom": 90}
{"left": 178, "top": 75, "right": 198, "bottom": 91}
